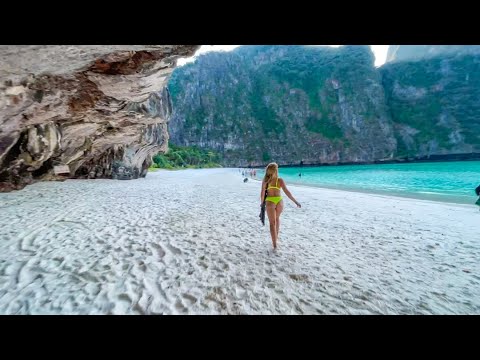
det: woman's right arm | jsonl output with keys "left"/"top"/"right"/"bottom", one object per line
{"left": 260, "top": 181, "right": 266, "bottom": 204}
{"left": 280, "top": 179, "right": 301, "bottom": 208}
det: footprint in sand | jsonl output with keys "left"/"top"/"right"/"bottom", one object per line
{"left": 182, "top": 294, "right": 198, "bottom": 305}
{"left": 167, "top": 244, "right": 182, "bottom": 255}
{"left": 79, "top": 271, "right": 99, "bottom": 283}
{"left": 136, "top": 261, "right": 147, "bottom": 272}
{"left": 174, "top": 299, "right": 188, "bottom": 313}
{"left": 118, "top": 293, "right": 132, "bottom": 304}
{"left": 289, "top": 274, "right": 309, "bottom": 282}
{"left": 235, "top": 286, "right": 247, "bottom": 299}
{"left": 150, "top": 243, "right": 166, "bottom": 259}
{"left": 85, "top": 283, "right": 101, "bottom": 296}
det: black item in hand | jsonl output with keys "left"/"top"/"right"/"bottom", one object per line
{"left": 259, "top": 201, "right": 266, "bottom": 225}
{"left": 259, "top": 188, "right": 268, "bottom": 225}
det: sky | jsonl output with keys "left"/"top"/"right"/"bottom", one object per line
{"left": 177, "top": 45, "right": 390, "bottom": 67}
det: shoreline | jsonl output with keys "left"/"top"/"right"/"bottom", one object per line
{"left": 243, "top": 173, "right": 475, "bottom": 206}
{"left": 245, "top": 155, "right": 480, "bottom": 169}
{"left": 276, "top": 181, "right": 475, "bottom": 206}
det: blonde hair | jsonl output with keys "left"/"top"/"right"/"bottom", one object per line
{"left": 263, "top": 162, "right": 279, "bottom": 185}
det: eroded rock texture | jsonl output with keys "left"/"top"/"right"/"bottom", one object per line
{"left": 0, "top": 45, "right": 199, "bottom": 192}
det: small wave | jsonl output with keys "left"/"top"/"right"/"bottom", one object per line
{"left": 417, "top": 191, "right": 446, "bottom": 195}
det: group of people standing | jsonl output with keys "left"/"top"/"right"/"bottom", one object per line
{"left": 240, "top": 168, "right": 257, "bottom": 179}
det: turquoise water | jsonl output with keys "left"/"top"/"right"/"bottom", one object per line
{"left": 258, "top": 161, "right": 480, "bottom": 204}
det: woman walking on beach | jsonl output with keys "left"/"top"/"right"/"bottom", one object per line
{"left": 260, "top": 163, "right": 301, "bottom": 250}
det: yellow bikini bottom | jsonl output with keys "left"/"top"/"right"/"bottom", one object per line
{"left": 265, "top": 196, "right": 283, "bottom": 205}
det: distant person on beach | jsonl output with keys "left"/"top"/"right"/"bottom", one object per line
{"left": 260, "top": 162, "right": 301, "bottom": 250}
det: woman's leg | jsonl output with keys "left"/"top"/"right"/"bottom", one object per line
{"left": 275, "top": 200, "right": 284, "bottom": 239}
{"left": 266, "top": 202, "right": 277, "bottom": 249}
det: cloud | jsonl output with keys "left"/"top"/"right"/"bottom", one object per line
{"left": 176, "top": 45, "right": 390, "bottom": 67}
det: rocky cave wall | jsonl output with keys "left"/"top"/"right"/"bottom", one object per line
{"left": 0, "top": 45, "right": 199, "bottom": 192}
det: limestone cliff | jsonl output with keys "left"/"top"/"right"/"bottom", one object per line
{"left": 168, "top": 45, "right": 480, "bottom": 166}
{"left": 169, "top": 45, "right": 397, "bottom": 166}
{"left": 0, "top": 45, "right": 199, "bottom": 191}
{"left": 381, "top": 51, "right": 480, "bottom": 157}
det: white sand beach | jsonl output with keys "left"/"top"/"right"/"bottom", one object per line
{"left": 0, "top": 168, "right": 479, "bottom": 315}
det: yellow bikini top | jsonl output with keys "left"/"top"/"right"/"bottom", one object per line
{"left": 267, "top": 178, "right": 281, "bottom": 190}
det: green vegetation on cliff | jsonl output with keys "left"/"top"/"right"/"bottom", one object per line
{"left": 150, "top": 145, "right": 221, "bottom": 170}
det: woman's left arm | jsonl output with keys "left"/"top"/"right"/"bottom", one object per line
{"left": 281, "top": 179, "right": 301, "bottom": 208}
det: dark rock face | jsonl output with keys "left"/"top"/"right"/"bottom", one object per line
{"left": 0, "top": 45, "right": 199, "bottom": 191}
